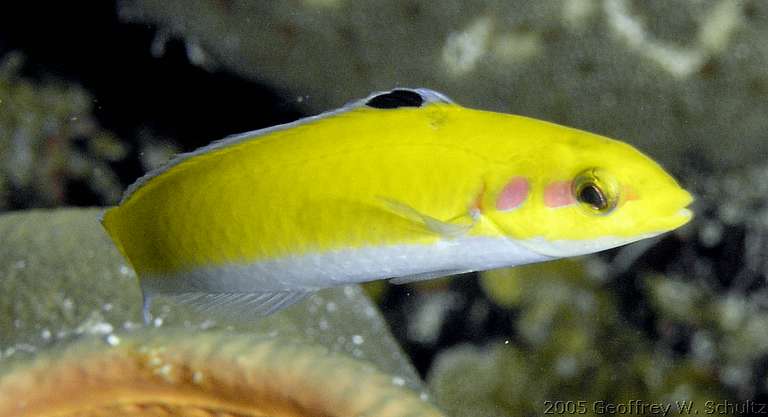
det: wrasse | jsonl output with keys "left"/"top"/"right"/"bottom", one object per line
{"left": 102, "top": 88, "right": 693, "bottom": 322}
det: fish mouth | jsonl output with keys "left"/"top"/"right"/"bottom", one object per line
{"left": 662, "top": 191, "right": 694, "bottom": 230}
{"left": 677, "top": 207, "right": 693, "bottom": 218}
{"left": 678, "top": 190, "right": 694, "bottom": 219}
{"left": 673, "top": 207, "right": 694, "bottom": 227}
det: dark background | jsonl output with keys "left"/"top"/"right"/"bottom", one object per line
{"left": 1, "top": 1, "right": 303, "bottom": 206}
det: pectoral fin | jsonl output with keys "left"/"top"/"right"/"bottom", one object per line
{"left": 378, "top": 197, "right": 474, "bottom": 238}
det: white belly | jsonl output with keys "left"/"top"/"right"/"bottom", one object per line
{"left": 144, "top": 236, "right": 554, "bottom": 294}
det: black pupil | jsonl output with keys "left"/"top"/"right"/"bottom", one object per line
{"left": 578, "top": 184, "right": 607, "bottom": 209}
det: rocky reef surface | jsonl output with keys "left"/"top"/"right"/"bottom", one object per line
{"left": 0, "top": 208, "right": 439, "bottom": 416}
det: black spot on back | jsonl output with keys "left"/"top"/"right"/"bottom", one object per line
{"left": 366, "top": 89, "right": 424, "bottom": 109}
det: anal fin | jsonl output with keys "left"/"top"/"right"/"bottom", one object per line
{"left": 167, "top": 290, "right": 311, "bottom": 319}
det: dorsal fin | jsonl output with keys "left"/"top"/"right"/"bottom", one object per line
{"left": 119, "top": 88, "right": 454, "bottom": 205}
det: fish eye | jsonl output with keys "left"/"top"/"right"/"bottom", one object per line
{"left": 572, "top": 169, "right": 619, "bottom": 214}
{"left": 577, "top": 184, "right": 606, "bottom": 209}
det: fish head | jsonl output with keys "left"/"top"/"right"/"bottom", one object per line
{"left": 484, "top": 129, "right": 693, "bottom": 257}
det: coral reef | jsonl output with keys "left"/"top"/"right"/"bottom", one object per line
{"left": 119, "top": 0, "right": 768, "bottom": 170}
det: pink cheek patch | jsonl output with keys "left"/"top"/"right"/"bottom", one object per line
{"left": 544, "top": 180, "right": 576, "bottom": 208}
{"left": 624, "top": 185, "right": 638, "bottom": 201}
{"left": 496, "top": 177, "right": 530, "bottom": 211}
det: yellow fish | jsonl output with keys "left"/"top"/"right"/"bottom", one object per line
{"left": 102, "top": 88, "right": 693, "bottom": 322}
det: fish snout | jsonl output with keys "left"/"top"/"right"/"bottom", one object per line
{"left": 659, "top": 188, "right": 694, "bottom": 231}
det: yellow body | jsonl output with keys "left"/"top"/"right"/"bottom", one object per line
{"left": 102, "top": 89, "right": 692, "bottom": 306}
